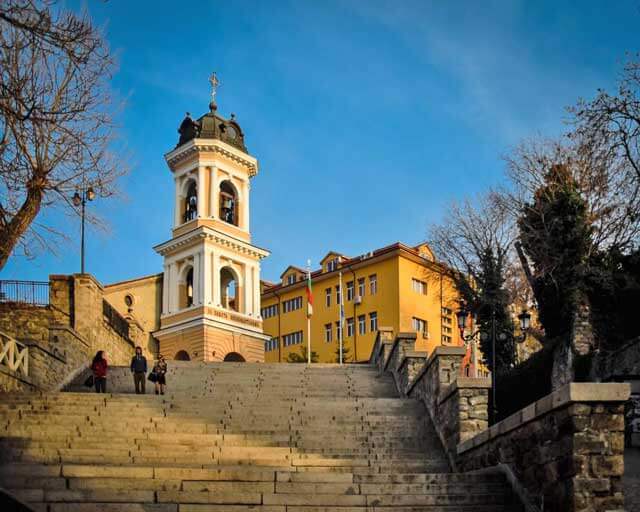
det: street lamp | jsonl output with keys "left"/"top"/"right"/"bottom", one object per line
{"left": 456, "top": 304, "right": 530, "bottom": 424}
{"left": 72, "top": 186, "right": 95, "bottom": 274}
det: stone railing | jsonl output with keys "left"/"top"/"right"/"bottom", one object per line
{"left": 371, "top": 331, "right": 489, "bottom": 470}
{"left": 371, "top": 331, "right": 631, "bottom": 511}
{"left": 0, "top": 330, "right": 29, "bottom": 376}
{"left": 458, "top": 382, "right": 629, "bottom": 512}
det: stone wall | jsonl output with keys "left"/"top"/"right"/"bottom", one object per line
{"left": 371, "top": 332, "right": 489, "bottom": 470}
{"left": 458, "top": 383, "right": 629, "bottom": 512}
{"left": 597, "top": 337, "right": 640, "bottom": 447}
{"left": 370, "top": 332, "right": 631, "bottom": 511}
{"left": 0, "top": 274, "right": 136, "bottom": 392}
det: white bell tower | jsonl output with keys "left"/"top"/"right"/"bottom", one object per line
{"left": 153, "top": 74, "right": 270, "bottom": 362}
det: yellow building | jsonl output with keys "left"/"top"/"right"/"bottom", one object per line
{"left": 260, "top": 242, "right": 463, "bottom": 363}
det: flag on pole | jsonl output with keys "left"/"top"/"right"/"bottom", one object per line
{"left": 339, "top": 271, "right": 344, "bottom": 364}
{"left": 306, "top": 265, "right": 313, "bottom": 318}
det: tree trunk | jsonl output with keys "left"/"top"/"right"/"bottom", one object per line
{"left": 0, "top": 186, "right": 43, "bottom": 271}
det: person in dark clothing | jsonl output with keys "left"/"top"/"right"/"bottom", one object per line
{"left": 130, "top": 346, "right": 148, "bottom": 394}
{"left": 153, "top": 355, "right": 168, "bottom": 395}
{"left": 91, "top": 351, "right": 108, "bottom": 393}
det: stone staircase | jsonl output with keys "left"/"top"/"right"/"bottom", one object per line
{"left": 0, "top": 362, "right": 521, "bottom": 511}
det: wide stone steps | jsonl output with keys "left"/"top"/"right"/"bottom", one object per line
{"left": 0, "top": 363, "right": 520, "bottom": 510}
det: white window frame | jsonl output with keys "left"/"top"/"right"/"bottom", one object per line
{"left": 369, "top": 312, "right": 378, "bottom": 332}
{"left": 346, "top": 281, "right": 354, "bottom": 301}
{"left": 325, "top": 288, "right": 331, "bottom": 307}
{"left": 346, "top": 317, "right": 354, "bottom": 337}
{"left": 358, "top": 315, "right": 366, "bottom": 335}
{"left": 324, "top": 323, "right": 332, "bottom": 343}
{"left": 369, "top": 274, "right": 377, "bottom": 295}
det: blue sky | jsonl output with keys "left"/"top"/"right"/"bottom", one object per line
{"left": 2, "top": 0, "right": 638, "bottom": 283}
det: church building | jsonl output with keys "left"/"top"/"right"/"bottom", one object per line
{"left": 104, "top": 75, "right": 270, "bottom": 362}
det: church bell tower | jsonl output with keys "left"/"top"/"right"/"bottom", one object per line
{"left": 153, "top": 74, "right": 270, "bottom": 362}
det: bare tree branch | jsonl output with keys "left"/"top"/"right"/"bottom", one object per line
{"left": 0, "top": 0, "right": 126, "bottom": 270}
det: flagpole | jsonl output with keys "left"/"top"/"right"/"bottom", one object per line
{"left": 307, "top": 259, "right": 311, "bottom": 365}
{"left": 339, "top": 271, "right": 343, "bottom": 365}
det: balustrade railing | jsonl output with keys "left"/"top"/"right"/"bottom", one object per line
{"left": 102, "top": 299, "right": 130, "bottom": 341}
{"left": 0, "top": 280, "right": 49, "bottom": 306}
{"left": 0, "top": 331, "right": 29, "bottom": 376}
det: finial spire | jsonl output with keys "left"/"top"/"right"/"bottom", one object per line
{"left": 209, "top": 72, "right": 220, "bottom": 111}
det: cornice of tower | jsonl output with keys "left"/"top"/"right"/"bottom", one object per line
{"left": 164, "top": 139, "right": 258, "bottom": 177}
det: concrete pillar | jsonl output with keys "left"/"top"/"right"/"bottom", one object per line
{"left": 209, "top": 166, "right": 218, "bottom": 218}
{"left": 162, "top": 264, "right": 169, "bottom": 314}
{"left": 174, "top": 179, "right": 182, "bottom": 227}
{"left": 202, "top": 248, "right": 212, "bottom": 305}
{"left": 197, "top": 166, "right": 205, "bottom": 218}
{"left": 212, "top": 253, "right": 220, "bottom": 306}
{"left": 168, "top": 263, "right": 176, "bottom": 313}
{"left": 243, "top": 182, "right": 250, "bottom": 232}
{"left": 193, "top": 253, "right": 201, "bottom": 305}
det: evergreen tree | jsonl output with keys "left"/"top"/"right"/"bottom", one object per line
{"left": 286, "top": 346, "right": 319, "bottom": 363}
{"left": 518, "top": 164, "right": 592, "bottom": 341}
{"left": 334, "top": 345, "right": 351, "bottom": 363}
{"left": 476, "top": 247, "right": 516, "bottom": 375}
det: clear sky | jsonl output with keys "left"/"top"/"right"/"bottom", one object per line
{"left": 2, "top": 0, "right": 638, "bottom": 284}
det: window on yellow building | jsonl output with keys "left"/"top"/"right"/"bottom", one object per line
{"left": 369, "top": 274, "right": 377, "bottom": 295}
{"left": 335, "top": 321, "right": 342, "bottom": 340}
{"left": 369, "top": 312, "right": 378, "bottom": 332}
{"left": 346, "top": 281, "right": 354, "bottom": 301}
{"left": 443, "top": 325, "right": 452, "bottom": 334}
{"left": 283, "top": 296, "right": 302, "bottom": 313}
{"left": 335, "top": 285, "right": 341, "bottom": 305}
{"left": 283, "top": 331, "right": 303, "bottom": 346}
{"left": 358, "top": 315, "right": 366, "bottom": 335}
{"left": 261, "top": 304, "right": 278, "bottom": 318}
{"left": 286, "top": 274, "right": 296, "bottom": 285}
{"left": 325, "top": 288, "right": 331, "bottom": 307}
{"left": 324, "top": 323, "right": 332, "bottom": 343}
{"left": 411, "top": 278, "right": 427, "bottom": 295}
{"left": 346, "top": 317, "right": 354, "bottom": 337}
{"left": 441, "top": 334, "right": 452, "bottom": 344}
{"left": 264, "top": 337, "right": 278, "bottom": 352}
{"left": 358, "top": 278, "right": 365, "bottom": 298}
{"left": 412, "top": 317, "right": 428, "bottom": 337}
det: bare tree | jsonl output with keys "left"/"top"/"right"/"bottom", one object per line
{"left": 0, "top": 0, "right": 124, "bottom": 270}
{"left": 502, "top": 136, "right": 640, "bottom": 254}
{"left": 428, "top": 192, "right": 516, "bottom": 296}
{"left": 569, "top": 56, "right": 640, "bottom": 194}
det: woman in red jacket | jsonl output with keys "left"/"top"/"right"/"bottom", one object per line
{"left": 91, "top": 351, "right": 108, "bottom": 393}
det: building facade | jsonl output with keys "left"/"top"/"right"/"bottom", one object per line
{"left": 260, "top": 242, "right": 468, "bottom": 363}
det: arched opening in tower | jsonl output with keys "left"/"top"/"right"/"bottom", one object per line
{"left": 220, "top": 267, "right": 238, "bottom": 311}
{"left": 219, "top": 180, "right": 238, "bottom": 226}
{"left": 179, "top": 266, "right": 194, "bottom": 309}
{"left": 184, "top": 180, "right": 198, "bottom": 223}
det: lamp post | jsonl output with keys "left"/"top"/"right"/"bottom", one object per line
{"left": 72, "top": 186, "right": 95, "bottom": 274}
{"left": 456, "top": 304, "right": 531, "bottom": 424}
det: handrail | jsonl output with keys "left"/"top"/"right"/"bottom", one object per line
{"left": 0, "top": 280, "right": 49, "bottom": 306}
{"left": 0, "top": 331, "right": 29, "bottom": 376}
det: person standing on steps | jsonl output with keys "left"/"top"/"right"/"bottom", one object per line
{"left": 91, "top": 350, "right": 108, "bottom": 393}
{"left": 130, "top": 346, "right": 148, "bottom": 394}
{"left": 153, "top": 355, "right": 168, "bottom": 395}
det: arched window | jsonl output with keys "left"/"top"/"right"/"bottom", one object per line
{"left": 185, "top": 267, "right": 194, "bottom": 307}
{"left": 220, "top": 267, "right": 238, "bottom": 311}
{"left": 184, "top": 180, "right": 197, "bottom": 222}
{"left": 219, "top": 181, "right": 238, "bottom": 226}
{"left": 175, "top": 350, "right": 190, "bottom": 361}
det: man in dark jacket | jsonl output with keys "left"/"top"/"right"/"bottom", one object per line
{"left": 130, "top": 346, "right": 148, "bottom": 394}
